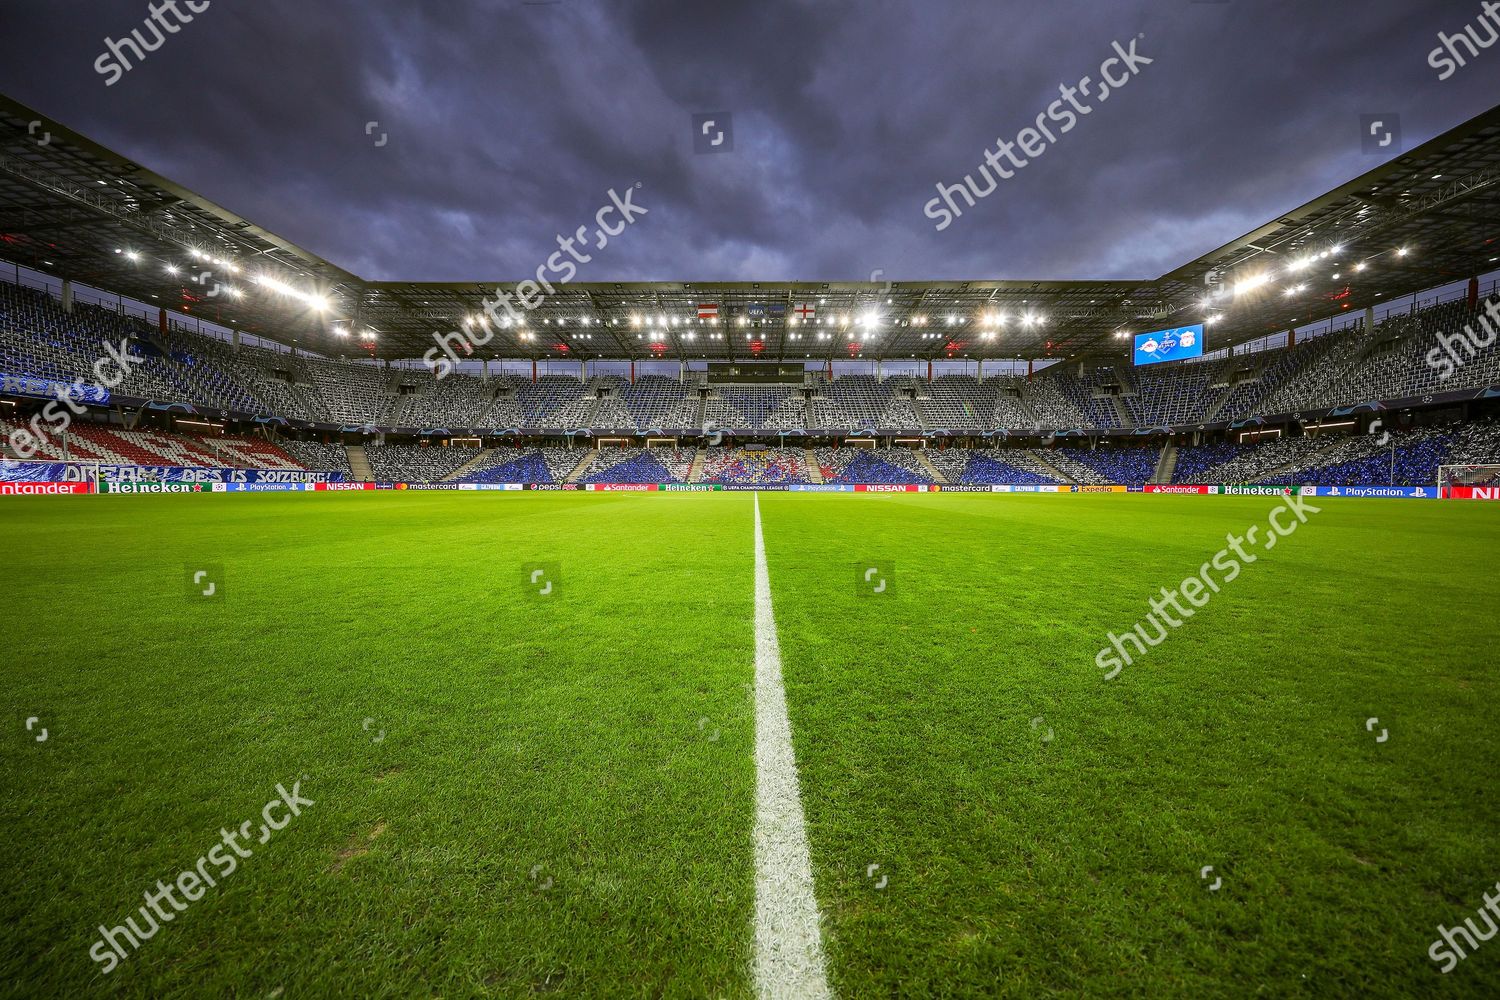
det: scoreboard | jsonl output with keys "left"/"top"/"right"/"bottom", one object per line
{"left": 1133, "top": 324, "right": 1204, "bottom": 367}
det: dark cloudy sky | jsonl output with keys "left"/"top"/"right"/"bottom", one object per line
{"left": 0, "top": 0, "right": 1495, "bottom": 283}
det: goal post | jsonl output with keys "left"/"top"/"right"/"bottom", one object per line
{"left": 1437, "top": 464, "right": 1500, "bottom": 498}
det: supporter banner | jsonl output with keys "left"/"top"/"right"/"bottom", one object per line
{"left": 0, "top": 373, "right": 111, "bottom": 405}
{"left": 584, "top": 484, "right": 660, "bottom": 492}
{"left": 1305, "top": 485, "right": 1438, "bottom": 499}
{"left": 0, "top": 481, "right": 94, "bottom": 495}
{"left": 1071, "top": 485, "right": 1128, "bottom": 493}
{"left": 854, "top": 484, "right": 929, "bottom": 493}
{"left": 0, "top": 461, "right": 91, "bottom": 483}
{"left": 660, "top": 484, "right": 722, "bottom": 491}
{"left": 1145, "top": 484, "right": 1214, "bottom": 495}
{"left": 1443, "top": 486, "right": 1500, "bottom": 500}
{"left": 789, "top": 484, "right": 854, "bottom": 492}
{"left": 103, "top": 465, "right": 345, "bottom": 485}
{"left": 526, "top": 484, "right": 580, "bottom": 491}
{"left": 1221, "top": 485, "right": 1304, "bottom": 496}
{"left": 101, "top": 482, "right": 213, "bottom": 494}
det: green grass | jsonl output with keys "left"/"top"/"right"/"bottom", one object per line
{"left": 762, "top": 492, "right": 1500, "bottom": 998}
{"left": 3, "top": 491, "right": 1499, "bottom": 998}
{"left": 3, "top": 493, "right": 757, "bottom": 998}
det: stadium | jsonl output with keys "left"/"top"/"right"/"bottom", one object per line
{"left": 4, "top": 3, "right": 1500, "bottom": 997}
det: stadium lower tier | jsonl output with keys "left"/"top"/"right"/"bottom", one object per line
{"left": 6, "top": 419, "right": 1500, "bottom": 488}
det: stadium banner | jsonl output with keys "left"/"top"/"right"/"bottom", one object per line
{"left": 0, "top": 481, "right": 95, "bottom": 495}
{"left": 0, "top": 461, "right": 90, "bottom": 483}
{"left": 210, "top": 482, "right": 311, "bottom": 492}
{"left": 102, "top": 465, "right": 346, "bottom": 485}
{"left": 313, "top": 482, "right": 377, "bottom": 491}
{"left": 1221, "top": 485, "right": 1304, "bottom": 496}
{"left": 0, "top": 373, "right": 111, "bottom": 405}
{"left": 719, "top": 484, "right": 786, "bottom": 491}
{"left": 584, "top": 483, "right": 661, "bottom": 492}
{"left": 1304, "top": 485, "right": 1438, "bottom": 499}
{"left": 1443, "top": 485, "right": 1500, "bottom": 500}
{"left": 1145, "top": 484, "right": 1215, "bottom": 495}
{"left": 526, "top": 484, "right": 580, "bottom": 491}
{"left": 400, "top": 483, "right": 463, "bottom": 490}
{"left": 930, "top": 485, "right": 992, "bottom": 493}
{"left": 660, "top": 484, "right": 723, "bottom": 491}
{"left": 100, "top": 482, "right": 214, "bottom": 494}
{"left": 789, "top": 484, "right": 855, "bottom": 492}
{"left": 1070, "top": 485, "right": 1128, "bottom": 493}
{"left": 855, "top": 484, "right": 929, "bottom": 493}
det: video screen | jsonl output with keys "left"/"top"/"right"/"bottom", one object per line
{"left": 1134, "top": 324, "right": 1204, "bottom": 366}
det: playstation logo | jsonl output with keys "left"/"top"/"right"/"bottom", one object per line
{"left": 692, "top": 112, "right": 734, "bottom": 154}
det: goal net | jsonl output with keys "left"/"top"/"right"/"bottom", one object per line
{"left": 1437, "top": 464, "right": 1500, "bottom": 498}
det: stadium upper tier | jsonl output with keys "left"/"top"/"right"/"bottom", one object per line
{"left": 4, "top": 279, "right": 1500, "bottom": 433}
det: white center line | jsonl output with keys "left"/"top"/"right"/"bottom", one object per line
{"left": 752, "top": 492, "right": 833, "bottom": 1000}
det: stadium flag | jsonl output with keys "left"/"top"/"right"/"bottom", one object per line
{"left": 698, "top": 304, "right": 719, "bottom": 319}
{"left": 794, "top": 303, "right": 815, "bottom": 320}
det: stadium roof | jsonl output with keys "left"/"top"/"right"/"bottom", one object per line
{"left": 3, "top": 92, "right": 1500, "bottom": 366}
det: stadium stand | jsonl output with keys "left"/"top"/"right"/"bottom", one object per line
{"left": 1022, "top": 375, "right": 1090, "bottom": 428}
{"left": 582, "top": 447, "right": 692, "bottom": 483}
{"left": 365, "top": 444, "right": 481, "bottom": 483}
{"left": 623, "top": 375, "right": 695, "bottom": 430}
{"left": 1171, "top": 441, "right": 1246, "bottom": 483}
{"left": 9, "top": 271, "right": 1500, "bottom": 493}
{"left": 279, "top": 440, "right": 352, "bottom": 474}
{"left": 1052, "top": 446, "right": 1159, "bottom": 486}
{"left": 519, "top": 376, "right": 587, "bottom": 427}
{"left": 455, "top": 447, "right": 589, "bottom": 485}
{"left": 927, "top": 447, "right": 1063, "bottom": 485}
{"left": 815, "top": 447, "right": 933, "bottom": 485}
{"left": 699, "top": 447, "right": 807, "bottom": 484}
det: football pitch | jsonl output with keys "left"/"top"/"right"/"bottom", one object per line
{"left": 4, "top": 491, "right": 1499, "bottom": 997}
